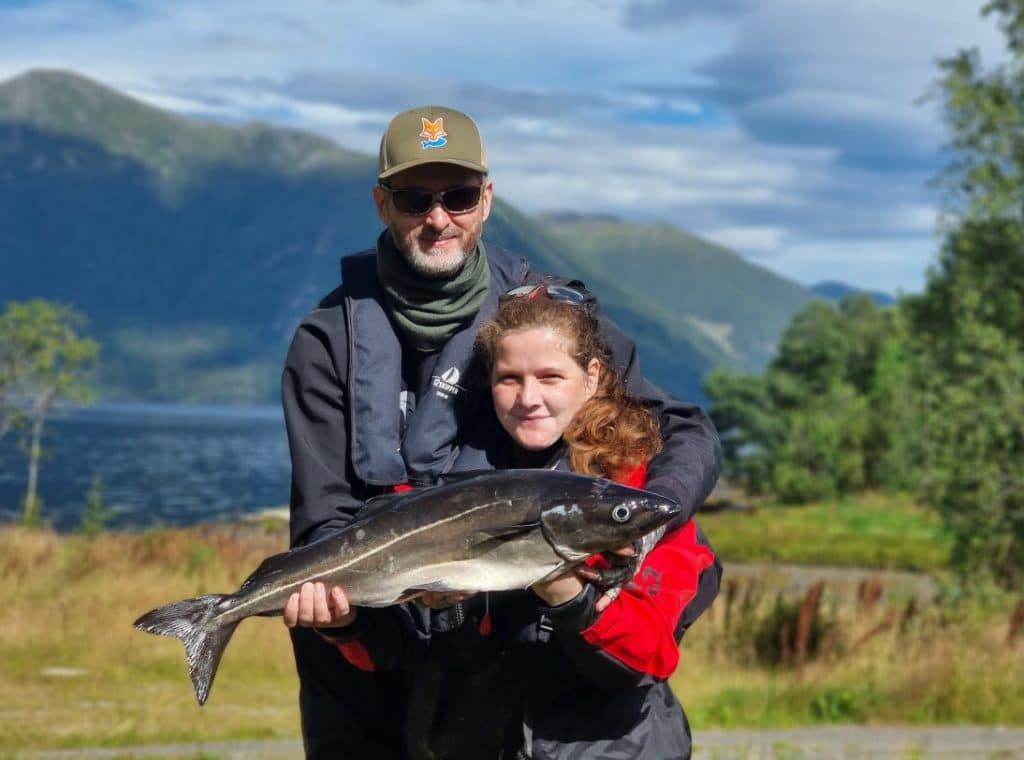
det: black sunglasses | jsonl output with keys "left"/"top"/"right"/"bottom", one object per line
{"left": 499, "top": 284, "right": 588, "bottom": 305}
{"left": 379, "top": 184, "right": 483, "bottom": 216}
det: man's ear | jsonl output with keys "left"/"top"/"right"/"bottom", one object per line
{"left": 479, "top": 180, "right": 494, "bottom": 223}
{"left": 372, "top": 185, "right": 390, "bottom": 224}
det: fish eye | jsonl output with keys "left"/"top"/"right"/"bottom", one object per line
{"left": 611, "top": 504, "right": 632, "bottom": 523}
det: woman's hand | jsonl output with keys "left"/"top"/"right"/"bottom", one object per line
{"left": 283, "top": 581, "right": 357, "bottom": 628}
{"left": 531, "top": 570, "right": 585, "bottom": 606}
{"left": 591, "top": 543, "right": 638, "bottom": 613}
{"left": 532, "top": 541, "right": 638, "bottom": 608}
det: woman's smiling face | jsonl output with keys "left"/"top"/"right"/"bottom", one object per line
{"left": 490, "top": 326, "right": 600, "bottom": 451}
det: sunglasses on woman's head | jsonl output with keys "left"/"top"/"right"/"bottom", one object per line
{"left": 379, "top": 184, "right": 483, "bottom": 216}
{"left": 499, "top": 285, "right": 588, "bottom": 305}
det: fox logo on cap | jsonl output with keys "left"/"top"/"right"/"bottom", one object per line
{"left": 378, "top": 105, "right": 487, "bottom": 180}
{"left": 420, "top": 117, "right": 448, "bottom": 149}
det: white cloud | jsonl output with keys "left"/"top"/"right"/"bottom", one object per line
{"left": 0, "top": 0, "right": 1008, "bottom": 293}
{"left": 744, "top": 88, "right": 929, "bottom": 135}
{"left": 749, "top": 236, "right": 940, "bottom": 294}
{"left": 882, "top": 203, "right": 938, "bottom": 235}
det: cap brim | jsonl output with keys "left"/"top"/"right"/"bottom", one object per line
{"left": 378, "top": 157, "right": 488, "bottom": 180}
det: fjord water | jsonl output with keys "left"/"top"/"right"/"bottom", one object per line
{"left": 0, "top": 403, "right": 290, "bottom": 531}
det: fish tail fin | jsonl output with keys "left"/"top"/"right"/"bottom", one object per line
{"left": 133, "top": 594, "right": 239, "bottom": 705}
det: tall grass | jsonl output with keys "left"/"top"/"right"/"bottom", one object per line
{"left": 698, "top": 491, "right": 951, "bottom": 571}
{"left": 2, "top": 494, "right": 1022, "bottom": 752}
{"left": 672, "top": 570, "right": 1024, "bottom": 727}
{"left": 0, "top": 524, "right": 298, "bottom": 752}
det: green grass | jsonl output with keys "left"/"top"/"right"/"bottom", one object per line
{"left": 699, "top": 491, "right": 951, "bottom": 571}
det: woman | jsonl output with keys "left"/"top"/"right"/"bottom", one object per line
{"left": 287, "top": 285, "right": 719, "bottom": 759}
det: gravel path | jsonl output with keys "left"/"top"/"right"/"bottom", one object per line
{"left": 693, "top": 725, "right": 1024, "bottom": 758}
{"left": 15, "top": 726, "right": 1024, "bottom": 759}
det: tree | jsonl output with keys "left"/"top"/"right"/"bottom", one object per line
{"left": 905, "top": 221, "right": 1024, "bottom": 587}
{"left": 0, "top": 300, "right": 99, "bottom": 525}
{"left": 707, "top": 294, "right": 906, "bottom": 503}
{"left": 910, "top": 0, "right": 1024, "bottom": 588}
{"left": 704, "top": 368, "right": 778, "bottom": 492}
{"left": 933, "top": 1, "right": 1024, "bottom": 226}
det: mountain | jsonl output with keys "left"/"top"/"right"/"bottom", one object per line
{"left": 1, "top": 69, "right": 814, "bottom": 403}
{"left": 811, "top": 280, "right": 896, "bottom": 307}
{"left": 539, "top": 214, "right": 817, "bottom": 371}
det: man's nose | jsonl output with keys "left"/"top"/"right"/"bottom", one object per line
{"left": 422, "top": 202, "right": 452, "bottom": 229}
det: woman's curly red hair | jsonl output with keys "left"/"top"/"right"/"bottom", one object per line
{"left": 475, "top": 294, "right": 662, "bottom": 480}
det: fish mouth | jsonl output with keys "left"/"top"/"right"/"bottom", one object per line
{"left": 630, "top": 496, "right": 683, "bottom": 532}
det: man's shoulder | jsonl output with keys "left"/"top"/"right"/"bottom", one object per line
{"left": 339, "top": 248, "right": 378, "bottom": 283}
{"left": 304, "top": 248, "right": 377, "bottom": 313}
{"left": 484, "top": 244, "right": 590, "bottom": 293}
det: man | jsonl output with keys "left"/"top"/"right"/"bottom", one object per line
{"left": 280, "top": 105, "right": 722, "bottom": 758}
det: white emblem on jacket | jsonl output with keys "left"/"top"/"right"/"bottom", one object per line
{"left": 432, "top": 366, "right": 462, "bottom": 399}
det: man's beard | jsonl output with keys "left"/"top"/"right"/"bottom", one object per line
{"left": 401, "top": 235, "right": 475, "bottom": 279}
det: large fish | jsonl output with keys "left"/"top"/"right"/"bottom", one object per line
{"left": 133, "top": 469, "right": 681, "bottom": 704}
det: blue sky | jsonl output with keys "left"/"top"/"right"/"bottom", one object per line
{"left": 0, "top": 0, "right": 1006, "bottom": 293}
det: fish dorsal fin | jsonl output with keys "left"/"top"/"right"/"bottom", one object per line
{"left": 356, "top": 489, "right": 419, "bottom": 521}
{"left": 363, "top": 490, "right": 412, "bottom": 509}
{"left": 436, "top": 469, "right": 495, "bottom": 484}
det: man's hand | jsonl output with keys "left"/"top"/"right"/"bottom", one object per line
{"left": 283, "top": 581, "right": 357, "bottom": 628}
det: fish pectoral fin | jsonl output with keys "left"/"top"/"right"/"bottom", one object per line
{"left": 397, "top": 581, "right": 464, "bottom": 599}
{"left": 540, "top": 537, "right": 591, "bottom": 564}
{"left": 409, "top": 580, "right": 461, "bottom": 591}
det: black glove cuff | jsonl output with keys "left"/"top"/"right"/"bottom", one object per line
{"left": 537, "top": 582, "right": 599, "bottom": 633}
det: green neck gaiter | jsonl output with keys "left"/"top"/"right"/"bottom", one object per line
{"left": 376, "top": 231, "right": 491, "bottom": 353}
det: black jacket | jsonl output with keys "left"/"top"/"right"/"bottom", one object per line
{"left": 282, "top": 245, "right": 722, "bottom": 548}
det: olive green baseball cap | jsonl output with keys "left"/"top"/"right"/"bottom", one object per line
{"left": 378, "top": 105, "right": 488, "bottom": 181}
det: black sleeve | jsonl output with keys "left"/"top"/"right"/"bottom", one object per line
{"left": 315, "top": 603, "right": 429, "bottom": 671}
{"left": 282, "top": 289, "right": 365, "bottom": 548}
{"left": 540, "top": 585, "right": 648, "bottom": 689}
{"left": 596, "top": 313, "right": 722, "bottom": 523}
